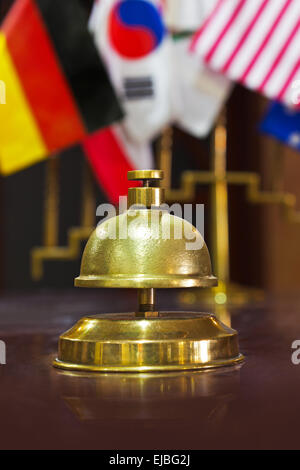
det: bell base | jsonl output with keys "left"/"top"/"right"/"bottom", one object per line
{"left": 53, "top": 355, "right": 244, "bottom": 373}
{"left": 53, "top": 312, "right": 244, "bottom": 373}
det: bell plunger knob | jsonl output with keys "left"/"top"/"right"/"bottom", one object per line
{"left": 128, "top": 169, "right": 164, "bottom": 184}
{"left": 128, "top": 170, "right": 165, "bottom": 208}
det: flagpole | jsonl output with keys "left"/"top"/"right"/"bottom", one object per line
{"left": 81, "top": 161, "right": 95, "bottom": 229}
{"left": 43, "top": 156, "right": 60, "bottom": 248}
{"left": 158, "top": 127, "right": 173, "bottom": 190}
{"left": 210, "top": 114, "right": 230, "bottom": 294}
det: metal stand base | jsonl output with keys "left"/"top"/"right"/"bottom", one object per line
{"left": 53, "top": 312, "right": 244, "bottom": 373}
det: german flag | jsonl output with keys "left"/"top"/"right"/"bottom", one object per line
{"left": 0, "top": 0, "right": 123, "bottom": 175}
{"left": 83, "top": 124, "right": 153, "bottom": 204}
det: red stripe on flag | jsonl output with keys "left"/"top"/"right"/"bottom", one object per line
{"left": 83, "top": 128, "right": 139, "bottom": 204}
{"left": 222, "top": 0, "right": 270, "bottom": 73}
{"left": 190, "top": 0, "right": 224, "bottom": 52}
{"left": 259, "top": 19, "right": 300, "bottom": 92}
{"left": 2, "top": 0, "right": 86, "bottom": 152}
{"left": 277, "top": 59, "right": 300, "bottom": 102}
{"left": 240, "top": 0, "right": 293, "bottom": 82}
{"left": 204, "top": 0, "right": 247, "bottom": 63}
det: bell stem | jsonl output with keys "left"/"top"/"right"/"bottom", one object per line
{"left": 137, "top": 288, "right": 158, "bottom": 318}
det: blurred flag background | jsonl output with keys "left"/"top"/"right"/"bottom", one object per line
{"left": 0, "top": 0, "right": 123, "bottom": 174}
{"left": 191, "top": 0, "right": 300, "bottom": 108}
{"left": 260, "top": 102, "right": 300, "bottom": 150}
{"left": 0, "top": 0, "right": 300, "bottom": 293}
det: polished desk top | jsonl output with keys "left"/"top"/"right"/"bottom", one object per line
{"left": 0, "top": 289, "right": 300, "bottom": 450}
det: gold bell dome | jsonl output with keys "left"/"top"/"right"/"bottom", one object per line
{"left": 75, "top": 209, "right": 217, "bottom": 289}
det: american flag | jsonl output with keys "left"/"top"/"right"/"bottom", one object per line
{"left": 191, "top": 0, "right": 300, "bottom": 107}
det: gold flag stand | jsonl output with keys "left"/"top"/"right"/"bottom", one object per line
{"left": 31, "top": 158, "right": 95, "bottom": 281}
{"left": 31, "top": 119, "right": 300, "bottom": 298}
{"left": 160, "top": 117, "right": 300, "bottom": 307}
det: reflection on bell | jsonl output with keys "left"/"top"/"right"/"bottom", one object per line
{"left": 53, "top": 170, "right": 244, "bottom": 372}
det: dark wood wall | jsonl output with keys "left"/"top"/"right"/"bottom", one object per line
{"left": 227, "top": 87, "right": 300, "bottom": 294}
{"left": 227, "top": 86, "right": 265, "bottom": 289}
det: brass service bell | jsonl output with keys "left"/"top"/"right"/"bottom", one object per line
{"left": 53, "top": 170, "right": 244, "bottom": 372}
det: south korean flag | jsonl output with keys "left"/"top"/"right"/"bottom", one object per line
{"left": 89, "top": 0, "right": 173, "bottom": 144}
